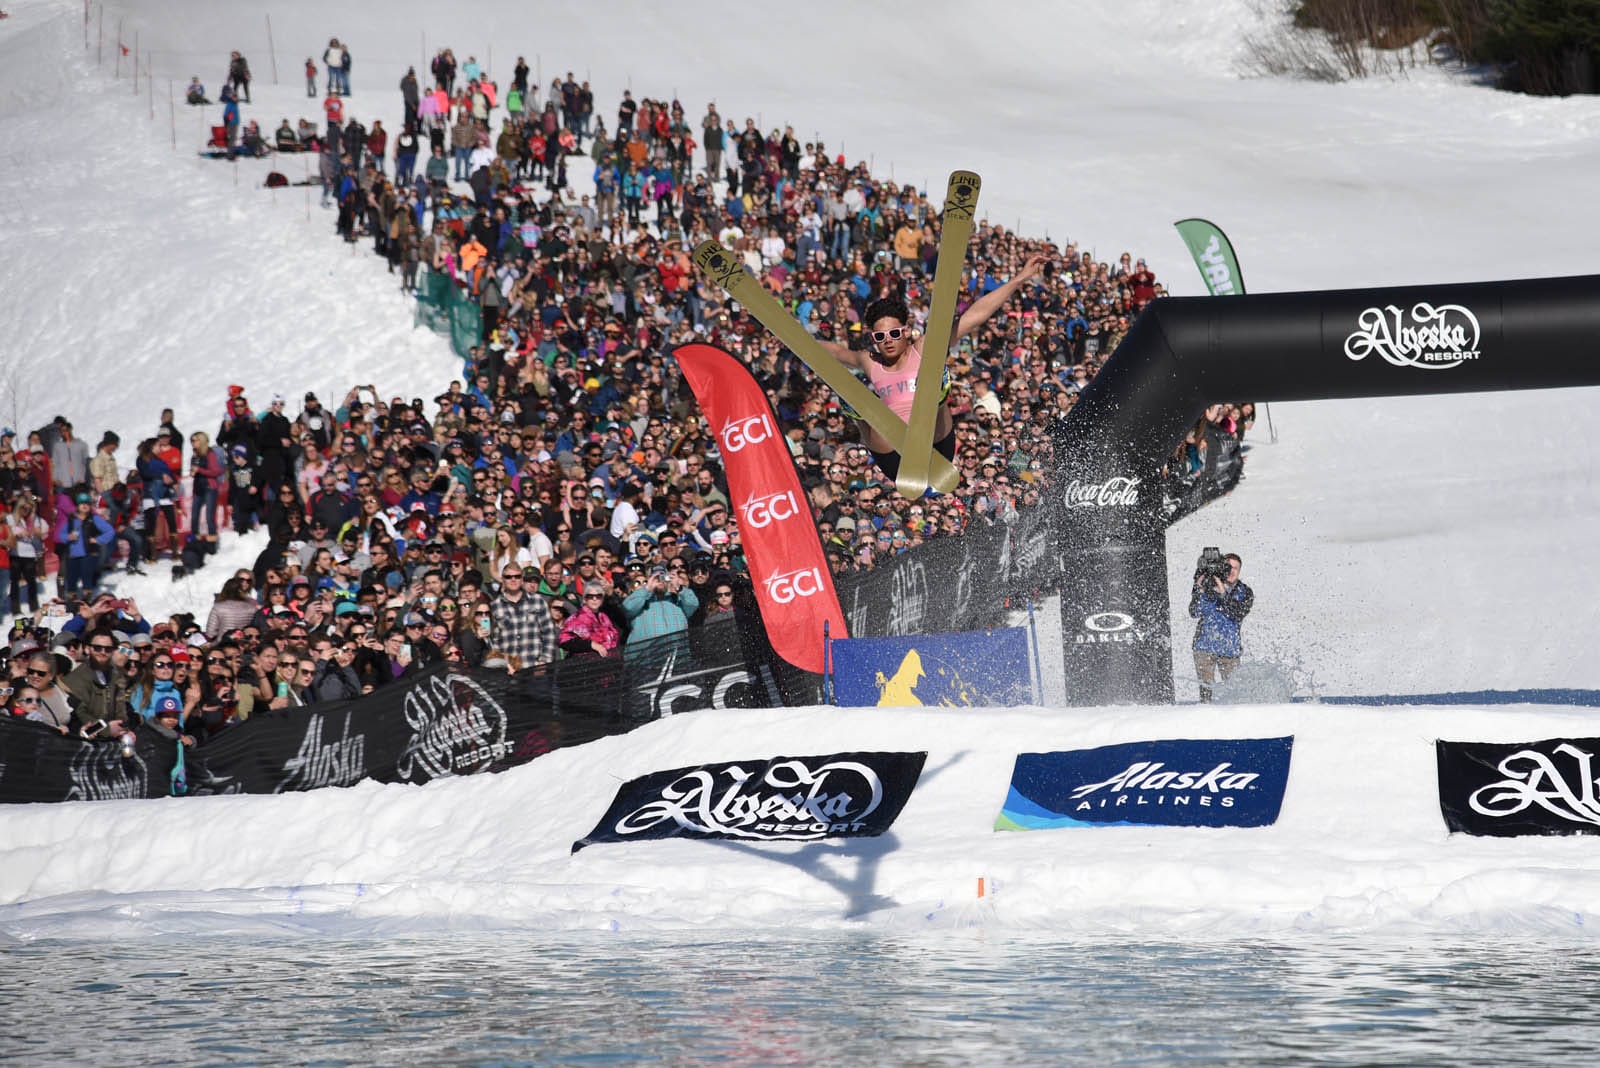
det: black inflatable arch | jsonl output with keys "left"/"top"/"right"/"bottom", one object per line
{"left": 1051, "top": 273, "right": 1600, "bottom": 705}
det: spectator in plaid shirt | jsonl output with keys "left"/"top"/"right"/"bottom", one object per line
{"left": 489, "top": 565, "right": 556, "bottom": 667}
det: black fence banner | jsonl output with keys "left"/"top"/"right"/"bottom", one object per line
{"left": 0, "top": 617, "right": 812, "bottom": 804}
{"left": 1438, "top": 737, "right": 1600, "bottom": 836}
{"left": 0, "top": 666, "right": 632, "bottom": 803}
{"left": 572, "top": 751, "right": 928, "bottom": 852}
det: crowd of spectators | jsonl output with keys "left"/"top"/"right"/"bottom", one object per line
{"left": 0, "top": 42, "right": 1252, "bottom": 762}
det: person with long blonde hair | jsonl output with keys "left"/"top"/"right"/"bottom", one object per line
{"left": 189, "top": 431, "right": 223, "bottom": 547}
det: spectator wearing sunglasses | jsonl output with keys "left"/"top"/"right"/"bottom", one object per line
{"left": 800, "top": 254, "right": 1047, "bottom": 481}
{"left": 131, "top": 649, "right": 186, "bottom": 722}
{"left": 559, "top": 583, "right": 621, "bottom": 659}
{"left": 489, "top": 566, "right": 556, "bottom": 669}
{"left": 21, "top": 655, "right": 72, "bottom": 732}
{"left": 62, "top": 632, "right": 133, "bottom": 732}
{"left": 458, "top": 603, "right": 495, "bottom": 667}
{"left": 11, "top": 685, "right": 47, "bottom": 722}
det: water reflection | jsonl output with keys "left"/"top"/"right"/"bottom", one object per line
{"left": 2, "top": 934, "right": 1598, "bottom": 1065}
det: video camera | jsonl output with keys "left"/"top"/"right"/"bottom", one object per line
{"left": 1195, "top": 546, "right": 1229, "bottom": 583}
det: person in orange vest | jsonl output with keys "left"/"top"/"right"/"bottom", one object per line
{"left": 458, "top": 236, "right": 487, "bottom": 276}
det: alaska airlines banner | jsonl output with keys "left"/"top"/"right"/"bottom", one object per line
{"left": 675, "top": 342, "right": 846, "bottom": 672}
{"left": 830, "top": 627, "right": 1034, "bottom": 707}
{"left": 1438, "top": 737, "right": 1600, "bottom": 836}
{"left": 995, "top": 737, "right": 1294, "bottom": 829}
{"left": 572, "top": 751, "right": 927, "bottom": 852}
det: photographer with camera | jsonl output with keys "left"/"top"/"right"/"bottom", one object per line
{"left": 1189, "top": 547, "right": 1253, "bottom": 703}
{"left": 621, "top": 564, "right": 699, "bottom": 655}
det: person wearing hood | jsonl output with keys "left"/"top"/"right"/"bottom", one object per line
{"left": 139, "top": 695, "right": 197, "bottom": 797}
{"left": 226, "top": 444, "right": 262, "bottom": 535}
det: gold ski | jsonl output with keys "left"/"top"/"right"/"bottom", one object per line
{"left": 895, "top": 170, "right": 981, "bottom": 498}
{"left": 691, "top": 240, "right": 961, "bottom": 493}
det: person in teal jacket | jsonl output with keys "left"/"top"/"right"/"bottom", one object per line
{"left": 621, "top": 568, "right": 698, "bottom": 648}
{"left": 620, "top": 567, "right": 699, "bottom": 716}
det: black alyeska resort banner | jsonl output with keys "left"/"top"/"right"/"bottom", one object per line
{"left": 1438, "top": 736, "right": 1600, "bottom": 836}
{"left": 0, "top": 620, "right": 811, "bottom": 804}
{"left": 573, "top": 752, "right": 927, "bottom": 852}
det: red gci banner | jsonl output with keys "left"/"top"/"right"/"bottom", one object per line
{"left": 674, "top": 343, "right": 847, "bottom": 672}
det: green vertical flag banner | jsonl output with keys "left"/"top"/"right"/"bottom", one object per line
{"left": 1174, "top": 218, "right": 1246, "bottom": 296}
{"left": 1174, "top": 218, "right": 1275, "bottom": 442}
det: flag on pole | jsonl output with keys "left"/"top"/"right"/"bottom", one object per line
{"left": 1174, "top": 218, "right": 1245, "bottom": 296}
{"left": 674, "top": 343, "right": 846, "bottom": 672}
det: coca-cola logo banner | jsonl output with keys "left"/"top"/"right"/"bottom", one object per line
{"left": 995, "top": 737, "right": 1294, "bottom": 830}
{"left": 1438, "top": 737, "right": 1600, "bottom": 836}
{"left": 1063, "top": 476, "right": 1141, "bottom": 508}
{"left": 572, "top": 751, "right": 927, "bottom": 852}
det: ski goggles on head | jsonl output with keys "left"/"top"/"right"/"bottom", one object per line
{"left": 869, "top": 327, "right": 909, "bottom": 343}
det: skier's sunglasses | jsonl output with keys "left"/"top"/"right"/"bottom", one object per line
{"left": 870, "top": 327, "right": 910, "bottom": 343}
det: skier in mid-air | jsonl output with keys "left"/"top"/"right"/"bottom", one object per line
{"left": 808, "top": 252, "right": 1047, "bottom": 480}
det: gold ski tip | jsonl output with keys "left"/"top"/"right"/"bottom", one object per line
{"left": 944, "top": 171, "right": 982, "bottom": 222}
{"left": 692, "top": 240, "right": 745, "bottom": 290}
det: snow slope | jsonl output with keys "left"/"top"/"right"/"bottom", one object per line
{"left": 2, "top": 0, "right": 1600, "bottom": 936}
{"left": 11, "top": 702, "right": 1600, "bottom": 938}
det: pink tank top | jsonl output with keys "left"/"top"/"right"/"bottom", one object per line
{"left": 866, "top": 341, "right": 923, "bottom": 421}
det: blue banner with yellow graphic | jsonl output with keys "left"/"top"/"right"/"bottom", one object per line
{"left": 829, "top": 627, "right": 1035, "bottom": 708}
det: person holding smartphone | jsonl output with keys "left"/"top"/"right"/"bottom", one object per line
{"left": 456, "top": 603, "right": 493, "bottom": 667}
{"left": 309, "top": 637, "right": 362, "bottom": 703}
{"left": 380, "top": 629, "right": 414, "bottom": 683}
{"left": 268, "top": 654, "right": 306, "bottom": 710}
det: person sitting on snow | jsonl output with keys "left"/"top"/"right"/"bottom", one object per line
{"left": 186, "top": 76, "right": 209, "bottom": 106}
{"left": 240, "top": 120, "right": 268, "bottom": 158}
{"left": 275, "top": 119, "right": 299, "bottom": 152}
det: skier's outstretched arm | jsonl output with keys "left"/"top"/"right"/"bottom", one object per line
{"left": 809, "top": 337, "right": 868, "bottom": 371}
{"left": 955, "top": 253, "right": 1048, "bottom": 341}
